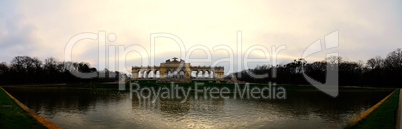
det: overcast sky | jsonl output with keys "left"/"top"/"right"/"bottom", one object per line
{"left": 0, "top": 0, "right": 401, "bottom": 74}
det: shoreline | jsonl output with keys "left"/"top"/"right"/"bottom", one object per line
{"left": 0, "top": 87, "right": 61, "bottom": 129}
{"left": 347, "top": 89, "right": 399, "bottom": 128}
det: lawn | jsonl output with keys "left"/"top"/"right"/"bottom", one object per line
{"left": 28, "top": 80, "right": 386, "bottom": 91}
{"left": 347, "top": 89, "right": 399, "bottom": 129}
{"left": 0, "top": 87, "right": 47, "bottom": 129}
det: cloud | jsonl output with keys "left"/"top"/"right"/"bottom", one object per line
{"left": 0, "top": 0, "right": 401, "bottom": 74}
{"left": 0, "top": 15, "right": 41, "bottom": 61}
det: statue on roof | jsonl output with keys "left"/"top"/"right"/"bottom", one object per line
{"left": 172, "top": 57, "right": 178, "bottom": 62}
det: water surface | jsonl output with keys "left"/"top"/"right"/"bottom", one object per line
{"left": 4, "top": 86, "right": 393, "bottom": 129}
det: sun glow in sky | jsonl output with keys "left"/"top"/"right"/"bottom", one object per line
{"left": 0, "top": 0, "right": 401, "bottom": 74}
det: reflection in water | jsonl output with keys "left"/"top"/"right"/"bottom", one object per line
{"left": 4, "top": 87, "right": 393, "bottom": 129}
{"left": 131, "top": 93, "right": 225, "bottom": 115}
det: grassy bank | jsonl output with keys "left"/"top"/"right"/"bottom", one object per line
{"left": 0, "top": 87, "right": 47, "bottom": 129}
{"left": 347, "top": 89, "right": 399, "bottom": 129}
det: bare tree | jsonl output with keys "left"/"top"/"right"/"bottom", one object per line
{"left": 367, "top": 56, "right": 384, "bottom": 69}
{"left": 326, "top": 56, "right": 342, "bottom": 64}
{"left": 384, "top": 48, "right": 402, "bottom": 70}
{"left": 44, "top": 57, "right": 58, "bottom": 71}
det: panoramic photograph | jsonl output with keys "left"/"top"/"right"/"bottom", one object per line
{"left": 0, "top": 0, "right": 402, "bottom": 129}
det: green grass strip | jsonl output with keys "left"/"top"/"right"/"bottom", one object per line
{"left": 0, "top": 87, "right": 47, "bottom": 129}
{"left": 347, "top": 89, "right": 399, "bottom": 129}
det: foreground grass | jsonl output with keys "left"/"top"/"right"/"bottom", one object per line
{"left": 347, "top": 89, "right": 399, "bottom": 129}
{"left": 0, "top": 88, "right": 47, "bottom": 129}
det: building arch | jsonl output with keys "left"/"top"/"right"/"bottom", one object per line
{"left": 179, "top": 70, "right": 185, "bottom": 78}
{"left": 131, "top": 57, "right": 224, "bottom": 81}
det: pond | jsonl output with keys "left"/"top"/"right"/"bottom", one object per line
{"left": 4, "top": 85, "right": 393, "bottom": 129}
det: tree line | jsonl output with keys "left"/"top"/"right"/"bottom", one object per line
{"left": 1, "top": 48, "right": 401, "bottom": 87}
{"left": 228, "top": 48, "right": 402, "bottom": 87}
{"left": 0, "top": 56, "right": 124, "bottom": 85}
